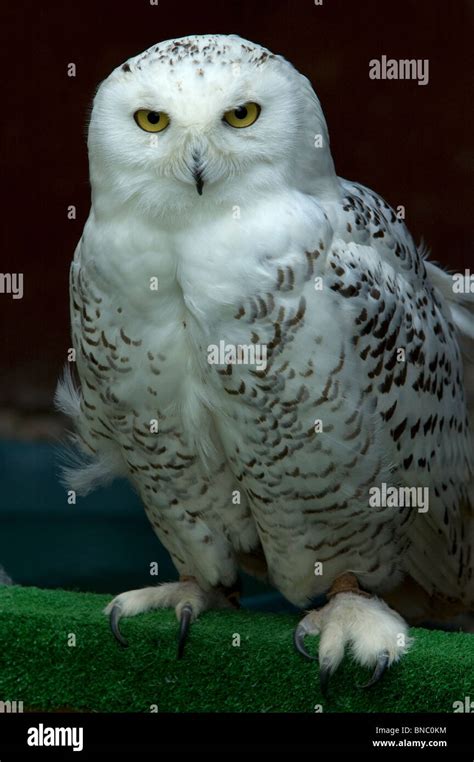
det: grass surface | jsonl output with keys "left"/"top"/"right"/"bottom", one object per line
{"left": 0, "top": 586, "right": 472, "bottom": 713}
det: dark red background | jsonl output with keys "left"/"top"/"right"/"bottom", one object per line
{"left": 1, "top": 0, "right": 473, "bottom": 412}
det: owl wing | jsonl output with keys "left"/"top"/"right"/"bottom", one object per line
{"left": 332, "top": 180, "right": 473, "bottom": 607}
{"left": 402, "top": 262, "right": 474, "bottom": 608}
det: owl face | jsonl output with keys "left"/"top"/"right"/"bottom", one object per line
{"left": 88, "top": 35, "right": 336, "bottom": 217}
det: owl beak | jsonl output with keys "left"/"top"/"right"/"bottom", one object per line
{"left": 191, "top": 152, "right": 204, "bottom": 195}
{"left": 193, "top": 167, "right": 204, "bottom": 196}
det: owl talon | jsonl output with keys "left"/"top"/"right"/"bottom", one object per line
{"left": 293, "top": 622, "right": 318, "bottom": 661}
{"left": 104, "top": 582, "right": 233, "bottom": 654}
{"left": 319, "top": 661, "right": 332, "bottom": 696}
{"left": 358, "top": 650, "right": 390, "bottom": 689}
{"left": 177, "top": 603, "right": 193, "bottom": 659}
{"left": 293, "top": 587, "right": 410, "bottom": 697}
{"left": 109, "top": 604, "right": 129, "bottom": 648}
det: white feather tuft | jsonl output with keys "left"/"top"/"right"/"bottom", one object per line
{"left": 58, "top": 447, "right": 127, "bottom": 496}
{"left": 55, "top": 365, "right": 127, "bottom": 496}
{"left": 54, "top": 366, "right": 82, "bottom": 419}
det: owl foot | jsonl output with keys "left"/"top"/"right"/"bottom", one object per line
{"left": 293, "top": 573, "right": 411, "bottom": 695}
{"left": 104, "top": 577, "right": 240, "bottom": 658}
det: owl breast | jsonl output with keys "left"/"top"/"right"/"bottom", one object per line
{"left": 72, "top": 192, "right": 329, "bottom": 451}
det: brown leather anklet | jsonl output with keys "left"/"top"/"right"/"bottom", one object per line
{"left": 326, "top": 572, "right": 372, "bottom": 599}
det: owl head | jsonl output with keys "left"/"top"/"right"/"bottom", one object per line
{"left": 88, "top": 34, "right": 337, "bottom": 218}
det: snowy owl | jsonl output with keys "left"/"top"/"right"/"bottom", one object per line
{"left": 57, "top": 34, "right": 473, "bottom": 693}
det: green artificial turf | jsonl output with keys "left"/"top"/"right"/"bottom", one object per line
{"left": 0, "top": 586, "right": 472, "bottom": 713}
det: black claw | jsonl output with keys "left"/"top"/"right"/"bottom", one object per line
{"left": 177, "top": 604, "right": 193, "bottom": 659}
{"left": 109, "top": 604, "right": 128, "bottom": 648}
{"left": 319, "top": 663, "right": 331, "bottom": 697}
{"left": 293, "top": 624, "right": 318, "bottom": 661}
{"left": 359, "top": 650, "right": 390, "bottom": 689}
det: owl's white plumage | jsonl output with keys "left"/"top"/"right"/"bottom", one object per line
{"left": 58, "top": 34, "right": 473, "bottom": 674}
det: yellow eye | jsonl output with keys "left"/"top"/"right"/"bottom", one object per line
{"left": 134, "top": 109, "right": 170, "bottom": 133}
{"left": 223, "top": 102, "right": 261, "bottom": 129}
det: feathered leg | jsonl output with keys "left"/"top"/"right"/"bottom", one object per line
{"left": 294, "top": 573, "right": 411, "bottom": 695}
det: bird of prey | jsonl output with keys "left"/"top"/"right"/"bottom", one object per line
{"left": 56, "top": 34, "right": 473, "bottom": 692}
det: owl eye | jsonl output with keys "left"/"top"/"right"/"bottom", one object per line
{"left": 134, "top": 109, "right": 170, "bottom": 133}
{"left": 223, "top": 102, "right": 261, "bottom": 128}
